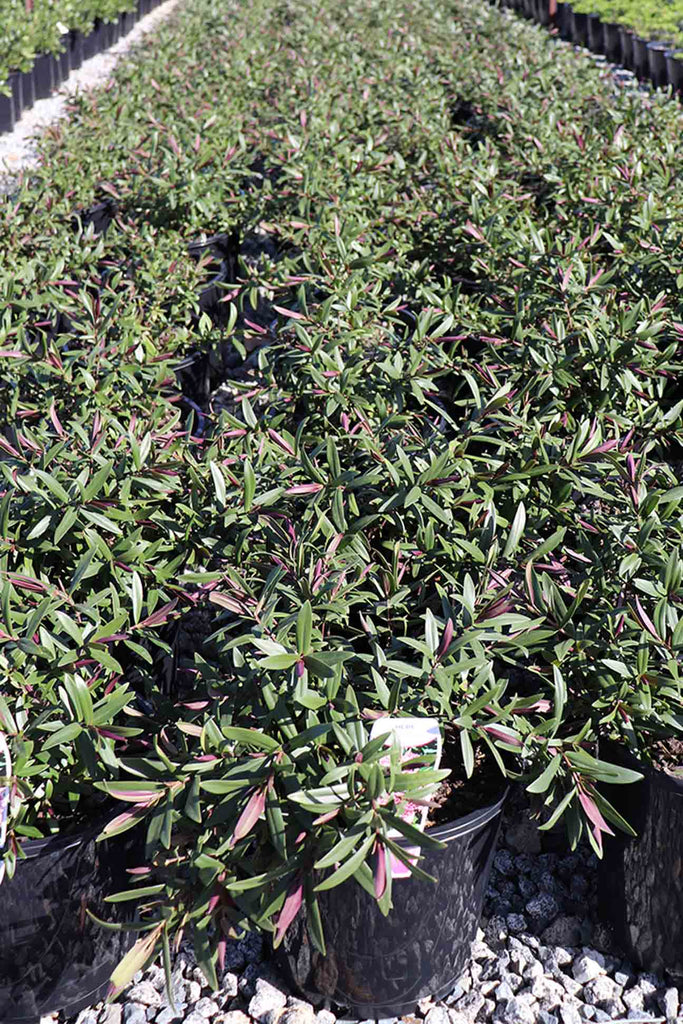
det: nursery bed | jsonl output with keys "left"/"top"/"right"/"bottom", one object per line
{"left": 1, "top": 0, "right": 683, "bottom": 1017}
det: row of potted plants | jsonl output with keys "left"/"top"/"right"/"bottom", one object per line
{"left": 570, "top": 0, "right": 683, "bottom": 49}
{"left": 1, "top": 0, "right": 683, "bottom": 1017}
{"left": 501, "top": 0, "right": 683, "bottom": 92}
{"left": 0, "top": 0, "right": 164, "bottom": 136}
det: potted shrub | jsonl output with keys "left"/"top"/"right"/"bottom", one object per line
{"left": 0, "top": 405, "right": 224, "bottom": 1019}
{"left": 514, "top": 455, "right": 683, "bottom": 975}
{"left": 94, "top": 332, "right": 646, "bottom": 1016}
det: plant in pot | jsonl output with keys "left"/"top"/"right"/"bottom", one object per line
{"left": 519, "top": 452, "right": 683, "bottom": 977}
{"left": 0, "top": 405, "right": 230, "bottom": 1022}
{"left": 96, "top": 353, "right": 645, "bottom": 1018}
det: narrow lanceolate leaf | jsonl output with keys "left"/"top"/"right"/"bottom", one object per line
{"left": 630, "top": 596, "right": 662, "bottom": 643}
{"left": 243, "top": 459, "right": 256, "bottom": 511}
{"left": 526, "top": 753, "right": 562, "bottom": 794}
{"left": 314, "top": 834, "right": 375, "bottom": 891}
{"left": 230, "top": 786, "right": 268, "bottom": 846}
{"left": 503, "top": 502, "right": 526, "bottom": 558}
{"left": 373, "top": 843, "right": 387, "bottom": 899}
{"left": 107, "top": 923, "right": 164, "bottom": 999}
{"left": 297, "top": 600, "right": 313, "bottom": 654}
{"left": 273, "top": 875, "right": 304, "bottom": 948}
{"left": 210, "top": 461, "right": 227, "bottom": 507}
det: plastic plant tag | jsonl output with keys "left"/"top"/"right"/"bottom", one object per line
{"left": 370, "top": 717, "right": 444, "bottom": 879}
{"left": 0, "top": 732, "right": 10, "bottom": 885}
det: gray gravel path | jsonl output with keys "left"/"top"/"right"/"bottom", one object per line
{"left": 0, "top": 0, "right": 180, "bottom": 186}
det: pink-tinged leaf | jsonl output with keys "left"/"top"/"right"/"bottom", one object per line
{"left": 464, "top": 220, "right": 485, "bottom": 242}
{"left": 631, "top": 597, "right": 662, "bottom": 642}
{"left": 217, "top": 938, "right": 226, "bottom": 973}
{"left": 272, "top": 305, "right": 307, "bottom": 321}
{"left": 374, "top": 844, "right": 387, "bottom": 899}
{"left": 626, "top": 454, "right": 637, "bottom": 482}
{"left": 437, "top": 618, "right": 454, "bottom": 659}
{"left": 243, "top": 318, "right": 268, "bottom": 334}
{"left": 578, "top": 790, "right": 614, "bottom": 855}
{"left": 8, "top": 575, "right": 46, "bottom": 592}
{"left": 0, "top": 350, "right": 25, "bottom": 359}
{"left": 267, "top": 429, "right": 295, "bottom": 455}
{"left": 0, "top": 437, "right": 21, "bottom": 458}
{"left": 136, "top": 599, "right": 178, "bottom": 630}
{"left": 273, "top": 876, "right": 303, "bottom": 947}
{"left": 231, "top": 786, "right": 267, "bottom": 846}
{"left": 285, "top": 483, "right": 323, "bottom": 495}
{"left": 108, "top": 924, "right": 164, "bottom": 999}
{"left": 312, "top": 808, "right": 340, "bottom": 825}
{"left": 49, "top": 403, "right": 65, "bottom": 438}
{"left": 209, "top": 592, "right": 246, "bottom": 614}
{"left": 512, "top": 700, "right": 552, "bottom": 714}
{"left": 481, "top": 724, "right": 523, "bottom": 747}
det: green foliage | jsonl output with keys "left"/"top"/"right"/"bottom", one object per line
{"left": 0, "top": 0, "right": 137, "bottom": 92}
{"left": 1, "top": 0, "right": 683, "bottom": 993}
{"left": 570, "top": 0, "right": 683, "bottom": 44}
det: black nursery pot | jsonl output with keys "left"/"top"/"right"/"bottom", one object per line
{"left": 0, "top": 72, "right": 22, "bottom": 134}
{"left": 57, "top": 34, "right": 70, "bottom": 83}
{"left": 20, "top": 67, "right": 35, "bottom": 110}
{"left": 32, "top": 52, "right": 54, "bottom": 101}
{"left": 666, "top": 50, "right": 683, "bottom": 93}
{"left": 632, "top": 36, "right": 650, "bottom": 80}
{"left": 598, "top": 742, "right": 683, "bottom": 979}
{"left": 586, "top": 13, "right": 604, "bottom": 52}
{"left": 647, "top": 42, "right": 670, "bottom": 88}
{"left": 619, "top": 27, "right": 636, "bottom": 70}
{"left": 70, "top": 29, "right": 84, "bottom": 70}
{"left": 0, "top": 825, "right": 138, "bottom": 1022}
{"left": 535, "top": 0, "right": 550, "bottom": 27}
{"left": 277, "top": 790, "right": 508, "bottom": 1019}
{"left": 85, "top": 19, "right": 107, "bottom": 59}
{"left": 602, "top": 21, "right": 622, "bottom": 63}
{"left": 556, "top": 2, "right": 573, "bottom": 40}
{"left": 570, "top": 10, "right": 589, "bottom": 48}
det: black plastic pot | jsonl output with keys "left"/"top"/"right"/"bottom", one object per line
{"left": 556, "top": 2, "right": 573, "bottom": 40}
{"left": 20, "top": 67, "right": 35, "bottom": 111}
{"left": 535, "top": 0, "right": 550, "bottom": 27}
{"left": 83, "top": 19, "right": 106, "bottom": 60}
{"left": 0, "top": 825, "right": 139, "bottom": 1022}
{"left": 0, "top": 72, "right": 22, "bottom": 134}
{"left": 647, "top": 42, "right": 670, "bottom": 88}
{"left": 70, "top": 29, "right": 84, "bottom": 70}
{"left": 632, "top": 36, "right": 650, "bottom": 80}
{"left": 666, "top": 49, "right": 683, "bottom": 93}
{"left": 619, "top": 28, "right": 636, "bottom": 70}
{"left": 277, "top": 790, "right": 508, "bottom": 1019}
{"left": 586, "top": 13, "right": 604, "bottom": 52}
{"left": 602, "top": 21, "right": 622, "bottom": 63}
{"left": 32, "top": 53, "right": 54, "bottom": 100}
{"left": 57, "top": 34, "right": 70, "bottom": 83}
{"left": 570, "top": 9, "right": 589, "bottom": 48}
{"left": 598, "top": 742, "right": 683, "bottom": 979}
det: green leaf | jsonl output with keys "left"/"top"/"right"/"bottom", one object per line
{"left": 526, "top": 753, "right": 562, "bottom": 794}
{"left": 297, "top": 600, "right": 313, "bottom": 654}
{"left": 314, "top": 833, "right": 374, "bottom": 891}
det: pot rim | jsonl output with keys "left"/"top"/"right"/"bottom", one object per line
{"left": 600, "top": 738, "right": 683, "bottom": 795}
{"left": 405, "top": 785, "right": 509, "bottom": 847}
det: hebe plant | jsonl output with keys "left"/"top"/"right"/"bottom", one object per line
{"left": 0, "top": 0, "right": 682, "bottom": 995}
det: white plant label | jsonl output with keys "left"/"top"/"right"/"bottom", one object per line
{"left": 370, "top": 716, "right": 444, "bottom": 878}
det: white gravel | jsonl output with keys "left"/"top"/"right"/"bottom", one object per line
{"left": 0, "top": 0, "right": 181, "bottom": 185}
